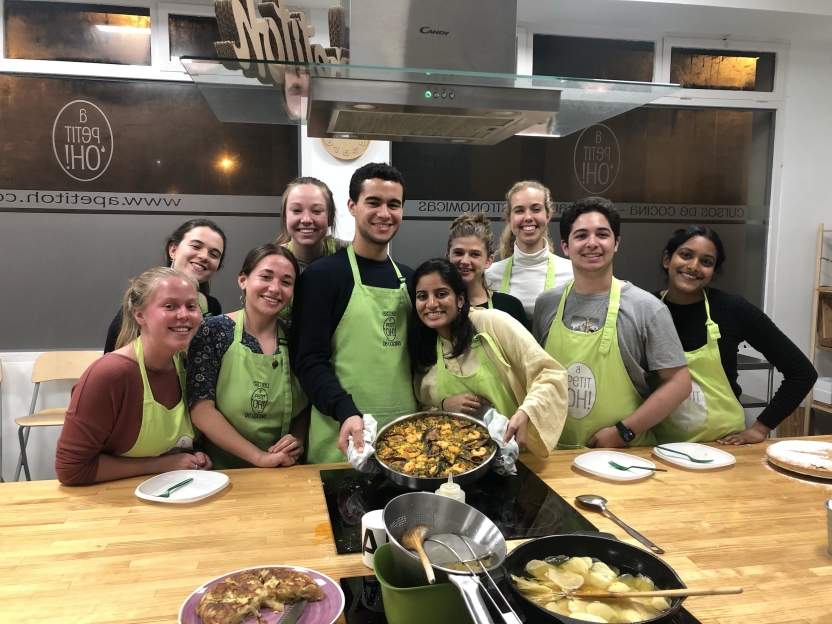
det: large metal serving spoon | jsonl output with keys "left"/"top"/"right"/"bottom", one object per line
{"left": 575, "top": 494, "right": 664, "bottom": 554}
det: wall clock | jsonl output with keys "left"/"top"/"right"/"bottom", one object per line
{"left": 320, "top": 138, "right": 371, "bottom": 161}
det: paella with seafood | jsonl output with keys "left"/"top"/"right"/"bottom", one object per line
{"left": 375, "top": 414, "right": 494, "bottom": 478}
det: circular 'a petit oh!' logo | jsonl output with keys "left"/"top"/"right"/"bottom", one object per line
{"left": 251, "top": 387, "right": 269, "bottom": 414}
{"left": 566, "top": 362, "right": 597, "bottom": 420}
{"left": 52, "top": 100, "right": 114, "bottom": 182}
{"left": 670, "top": 380, "right": 708, "bottom": 431}
{"left": 573, "top": 124, "right": 620, "bottom": 195}
{"left": 383, "top": 316, "right": 397, "bottom": 340}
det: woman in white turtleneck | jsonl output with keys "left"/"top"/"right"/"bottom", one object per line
{"left": 485, "top": 181, "right": 573, "bottom": 321}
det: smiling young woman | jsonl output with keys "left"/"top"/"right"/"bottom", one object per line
{"left": 446, "top": 213, "right": 527, "bottom": 327}
{"left": 484, "top": 181, "right": 573, "bottom": 320}
{"left": 56, "top": 267, "right": 211, "bottom": 485}
{"left": 187, "top": 244, "right": 308, "bottom": 470}
{"left": 275, "top": 177, "right": 349, "bottom": 273}
{"left": 409, "top": 258, "right": 567, "bottom": 454}
{"left": 655, "top": 226, "right": 817, "bottom": 445}
{"left": 104, "top": 219, "right": 227, "bottom": 353}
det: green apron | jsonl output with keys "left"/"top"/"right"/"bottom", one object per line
{"left": 544, "top": 279, "right": 656, "bottom": 449}
{"left": 209, "top": 310, "right": 305, "bottom": 470}
{"left": 652, "top": 291, "right": 745, "bottom": 444}
{"left": 435, "top": 333, "right": 518, "bottom": 418}
{"left": 498, "top": 253, "right": 556, "bottom": 294}
{"left": 198, "top": 297, "right": 211, "bottom": 317}
{"left": 122, "top": 337, "right": 195, "bottom": 457}
{"left": 307, "top": 245, "right": 418, "bottom": 464}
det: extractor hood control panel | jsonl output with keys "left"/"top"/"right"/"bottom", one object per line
{"left": 425, "top": 90, "right": 455, "bottom": 100}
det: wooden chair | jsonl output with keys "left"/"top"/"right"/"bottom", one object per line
{"left": 14, "top": 351, "right": 101, "bottom": 481}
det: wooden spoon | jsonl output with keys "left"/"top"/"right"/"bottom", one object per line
{"left": 563, "top": 586, "right": 743, "bottom": 599}
{"left": 401, "top": 524, "right": 436, "bottom": 585}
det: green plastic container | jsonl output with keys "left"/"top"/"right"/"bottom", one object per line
{"left": 373, "top": 542, "right": 473, "bottom": 624}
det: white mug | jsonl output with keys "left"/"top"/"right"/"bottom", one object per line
{"left": 361, "top": 509, "right": 387, "bottom": 569}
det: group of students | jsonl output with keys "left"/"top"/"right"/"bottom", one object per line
{"left": 53, "top": 163, "right": 817, "bottom": 485}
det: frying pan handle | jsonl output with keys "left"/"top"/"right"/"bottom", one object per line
{"left": 448, "top": 574, "right": 496, "bottom": 624}
{"left": 602, "top": 509, "right": 665, "bottom": 555}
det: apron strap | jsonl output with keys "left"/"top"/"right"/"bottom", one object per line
{"left": 661, "top": 289, "right": 721, "bottom": 342}
{"left": 499, "top": 256, "right": 513, "bottom": 293}
{"left": 233, "top": 309, "right": 245, "bottom": 342}
{"left": 133, "top": 337, "right": 152, "bottom": 396}
{"left": 544, "top": 253, "right": 555, "bottom": 290}
{"left": 598, "top": 279, "right": 622, "bottom": 356}
{"left": 703, "top": 290, "right": 721, "bottom": 341}
{"left": 475, "top": 333, "right": 511, "bottom": 369}
{"left": 554, "top": 280, "right": 573, "bottom": 323}
{"left": 347, "top": 244, "right": 409, "bottom": 298}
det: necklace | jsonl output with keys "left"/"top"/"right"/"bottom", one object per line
{"left": 571, "top": 289, "right": 609, "bottom": 332}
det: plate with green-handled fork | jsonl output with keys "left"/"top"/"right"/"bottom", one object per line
{"left": 653, "top": 442, "right": 736, "bottom": 469}
{"left": 135, "top": 470, "right": 229, "bottom": 503}
{"left": 573, "top": 450, "right": 662, "bottom": 481}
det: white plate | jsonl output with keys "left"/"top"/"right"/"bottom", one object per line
{"left": 135, "top": 470, "right": 229, "bottom": 503}
{"left": 573, "top": 450, "right": 659, "bottom": 481}
{"left": 652, "top": 443, "right": 736, "bottom": 469}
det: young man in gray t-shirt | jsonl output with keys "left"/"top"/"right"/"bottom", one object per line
{"left": 532, "top": 197, "right": 690, "bottom": 448}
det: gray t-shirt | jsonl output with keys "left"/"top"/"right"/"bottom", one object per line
{"left": 532, "top": 280, "right": 687, "bottom": 398}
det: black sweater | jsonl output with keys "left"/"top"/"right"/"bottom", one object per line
{"left": 103, "top": 294, "right": 222, "bottom": 354}
{"left": 289, "top": 247, "right": 414, "bottom": 425}
{"left": 655, "top": 288, "right": 817, "bottom": 430}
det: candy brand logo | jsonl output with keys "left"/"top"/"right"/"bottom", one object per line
{"left": 566, "top": 362, "right": 596, "bottom": 420}
{"left": 250, "top": 387, "right": 269, "bottom": 414}
{"left": 52, "top": 101, "right": 113, "bottom": 182}
{"left": 383, "top": 317, "right": 397, "bottom": 340}
{"left": 574, "top": 124, "right": 620, "bottom": 195}
{"left": 419, "top": 26, "right": 449, "bottom": 35}
{"left": 213, "top": 0, "right": 348, "bottom": 89}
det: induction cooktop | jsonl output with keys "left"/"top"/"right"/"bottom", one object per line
{"left": 319, "top": 460, "right": 597, "bottom": 555}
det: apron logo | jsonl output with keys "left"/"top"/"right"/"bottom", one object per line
{"left": 566, "top": 362, "right": 596, "bottom": 419}
{"left": 382, "top": 311, "right": 402, "bottom": 346}
{"left": 670, "top": 380, "right": 708, "bottom": 431}
{"left": 250, "top": 387, "right": 269, "bottom": 414}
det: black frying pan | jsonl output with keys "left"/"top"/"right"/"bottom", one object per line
{"left": 502, "top": 533, "right": 686, "bottom": 624}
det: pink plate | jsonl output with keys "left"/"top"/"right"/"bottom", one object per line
{"left": 179, "top": 565, "right": 345, "bottom": 624}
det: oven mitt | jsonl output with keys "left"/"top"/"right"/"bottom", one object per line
{"left": 483, "top": 408, "right": 519, "bottom": 476}
{"left": 347, "top": 413, "right": 382, "bottom": 474}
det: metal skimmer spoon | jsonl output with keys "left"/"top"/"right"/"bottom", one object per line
{"left": 608, "top": 461, "right": 668, "bottom": 473}
{"left": 575, "top": 494, "right": 664, "bottom": 554}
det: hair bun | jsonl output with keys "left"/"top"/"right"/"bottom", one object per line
{"left": 450, "top": 213, "right": 490, "bottom": 230}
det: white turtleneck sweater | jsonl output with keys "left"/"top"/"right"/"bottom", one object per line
{"left": 485, "top": 244, "right": 574, "bottom": 317}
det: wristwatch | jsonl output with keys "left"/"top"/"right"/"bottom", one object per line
{"left": 615, "top": 421, "right": 636, "bottom": 443}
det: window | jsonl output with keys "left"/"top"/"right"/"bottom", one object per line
{"left": 4, "top": 1, "right": 151, "bottom": 65}
{"left": 533, "top": 35, "right": 654, "bottom": 82}
{"left": 670, "top": 48, "right": 776, "bottom": 92}
{"left": 168, "top": 14, "right": 221, "bottom": 61}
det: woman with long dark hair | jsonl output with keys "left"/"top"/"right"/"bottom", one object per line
{"left": 654, "top": 226, "right": 817, "bottom": 444}
{"left": 104, "top": 219, "right": 227, "bottom": 353}
{"left": 409, "top": 258, "right": 567, "bottom": 452}
{"left": 187, "top": 243, "right": 307, "bottom": 469}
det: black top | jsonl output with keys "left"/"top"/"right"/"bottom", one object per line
{"left": 655, "top": 287, "right": 817, "bottom": 430}
{"left": 470, "top": 291, "right": 528, "bottom": 330}
{"left": 185, "top": 314, "right": 275, "bottom": 408}
{"left": 103, "top": 294, "right": 222, "bottom": 354}
{"left": 289, "top": 247, "right": 414, "bottom": 425}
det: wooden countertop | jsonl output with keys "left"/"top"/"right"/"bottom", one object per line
{"left": 1, "top": 438, "right": 831, "bottom": 623}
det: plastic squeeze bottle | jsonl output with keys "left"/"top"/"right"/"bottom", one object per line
{"left": 435, "top": 473, "right": 466, "bottom": 503}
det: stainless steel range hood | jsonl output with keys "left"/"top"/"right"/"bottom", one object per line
{"left": 182, "top": 0, "right": 679, "bottom": 143}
